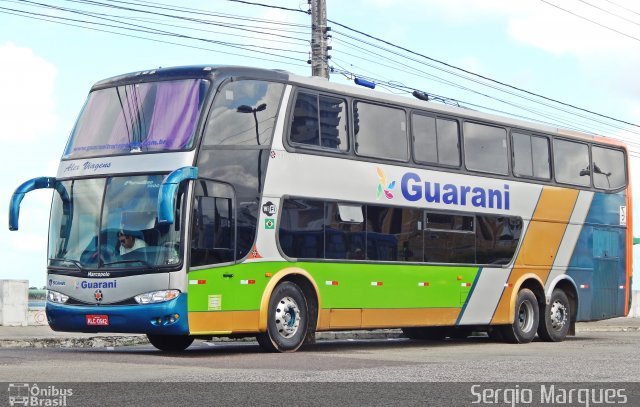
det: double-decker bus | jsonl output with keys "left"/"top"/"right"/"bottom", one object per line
{"left": 9, "top": 66, "right": 632, "bottom": 352}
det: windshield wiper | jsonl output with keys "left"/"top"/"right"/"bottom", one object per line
{"left": 50, "top": 258, "right": 84, "bottom": 272}
{"left": 103, "top": 259, "right": 158, "bottom": 272}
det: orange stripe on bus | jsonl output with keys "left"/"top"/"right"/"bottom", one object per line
{"left": 491, "top": 187, "right": 579, "bottom": 324}
{"left": 625, "top": 172, "right": 633, "bottom": 315}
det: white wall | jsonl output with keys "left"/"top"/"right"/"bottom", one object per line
{"left": 629, "top": 291, "right": 640, "bottom": 318}
{"left": 0, "top": 280, "right": 28, "bottom": 326}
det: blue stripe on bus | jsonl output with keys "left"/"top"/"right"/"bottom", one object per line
{"left": 455, "top": 267, "right": 483, "bottom": 326}
{"left": 46, "top": 293, "right": 189, "bottom": 335}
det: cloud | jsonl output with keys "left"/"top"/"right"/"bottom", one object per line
{"left": 0, "top": 42, "right": 58, "bottom": 142}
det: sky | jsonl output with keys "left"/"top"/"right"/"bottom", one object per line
{"left": 1, "top": 0, "right": 640, "bottom": 289}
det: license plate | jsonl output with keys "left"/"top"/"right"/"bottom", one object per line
{"left": 86, "top": 314, "right": 109, "bottom": 326}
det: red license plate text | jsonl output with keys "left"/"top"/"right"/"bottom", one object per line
{"left": 86, "top": 314, "right": 109, "bottom": 326}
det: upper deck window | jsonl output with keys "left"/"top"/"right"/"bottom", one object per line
{"left": 592, "top": 146, "right": 626, "bottom": 190}
{"left": 553, "top": 139, "right": 591, "bottom": 186}
{"left": 464, "top": 122, "right": 509, "bottom": 175}
{"left": 64, "top": 79, "right": 209, "bottom": 158}
{"left": 354, "top": 101, "right": 408, "bottom": 161}
{"left": 412, "top": 114, "right": 460, "bottom": 167}
{"left": 289, "top": 92, "right": 349, "bottom": 152}
{"left": 512, "top": 132, "right": 550, "bottom": 180}
{"left": 202, "top": 80, "right": 284, "bottom": 146}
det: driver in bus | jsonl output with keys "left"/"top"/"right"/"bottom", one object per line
{"left": 118, "top": 230, "right": 147, "bottom": 255}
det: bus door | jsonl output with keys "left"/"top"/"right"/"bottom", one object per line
{"left": 189, "top": 180, "right": 235, "bottom": 268}
{"left": 591, "top": 227, "right": 621, "bottom": 318}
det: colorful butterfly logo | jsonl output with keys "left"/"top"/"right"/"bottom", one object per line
{"left": 376, "top": 167, "right": 396, "bottom": 200}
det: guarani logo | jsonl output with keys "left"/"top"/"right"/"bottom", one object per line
{"left": 376, "top": 167, "right": 396, "bottom": 200}
{"left": 376, "top": 168, "right": 511, "bottom": 210}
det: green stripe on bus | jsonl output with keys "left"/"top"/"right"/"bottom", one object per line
{"left": 187, "top": 262, "right": 479, "bottom": 312}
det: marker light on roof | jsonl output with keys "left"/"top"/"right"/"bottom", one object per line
{"left": 354, "top": 78, "right": 376, "bottom": 89}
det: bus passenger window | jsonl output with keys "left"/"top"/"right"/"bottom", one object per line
{"left": 354, "top": 102, "right": 408, "bottom": 161}
{"left": 365, "top": 206, "right": 422, "bottom": 262}
{"left": 412, "top": 114, "right": 460, "bottom": 167}
{"left": 592, "top": 146, "right": 626, "bottom": 190}
{"left": 464, "top": 122, "right": 508, "bottom": 175}
{"left": 290, "top": 92, "right": 348, "bottom": 152}
{"left": 475, "top": 215, "right": 522, "bottom": 265}
{"left": 325, "top": 202, "right": 364, "bottom": 260}
{"left": 512, "top": 132, "right": 550, "bottom": 180}
{"left": 553, "top": 139, "right": 590, "bottom": 186}
{"left": 279, "top": 199, "right": 325, "bottom": 259}
{"left": 424, "top": 212, "right": 475, "bottom": 264}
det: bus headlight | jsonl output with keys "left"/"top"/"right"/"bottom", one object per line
{"left": 47, "top": 290, "right": 69, "bottom": 304}
{"left": 134, "top": 290, "right": 180, "bottom": 304}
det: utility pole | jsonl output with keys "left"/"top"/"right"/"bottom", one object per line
{"left": 310, "top": 0, "right": 330, "bottom": 79}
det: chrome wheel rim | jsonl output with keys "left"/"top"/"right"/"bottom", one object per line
{"left": 274, "top": 296, "right": 301, "bottom": 338}
{"left": 518, "top": 300, "right": 535, "bottom": 333}
{"left": 550, "top": 300, "right": 568, "bottom": 331}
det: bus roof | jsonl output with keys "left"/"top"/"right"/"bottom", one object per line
{"left": 90, "top": 65, "right": 624, "bottom": 149}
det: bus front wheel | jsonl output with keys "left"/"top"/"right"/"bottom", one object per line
{"left": 257, "top": 281, "right": 308, "bottom": 353}
{"left": 501, "top": 288, "right": 539, "bottom": 344}
{"left": 537, "top": 289, "right": 571, "bottom": 342}
{"left": 147, "top": 334, "right": 194, "bottom": 351}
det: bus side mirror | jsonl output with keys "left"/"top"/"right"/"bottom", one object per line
{"left": 9, "top": 177, "right": 57, "bottom": 231}
{"left": 157, "top": 166, "right": 198, "bottom": 226}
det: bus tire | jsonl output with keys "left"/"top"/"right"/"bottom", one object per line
{"left": 257, "top": 281, "right": 308, "bottom": 353}
{"left": 401, "top": 327, "right": 447, "bottom": 340}
{"left": 147, "top": 334, "right": 194, "bottom": 351}
{"left": 537, "top": 289, "right": 571, "bottom": 342}
{"left": 501, "top": 288, "right": 539, "bottom": 344}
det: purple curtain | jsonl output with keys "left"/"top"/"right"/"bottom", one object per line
{"left": 66, "top": 79, "right": 202, "bottom": 156}
{"left": 146, "top": 80, "right": 201, "bottom": 149}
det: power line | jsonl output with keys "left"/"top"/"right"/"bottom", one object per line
{"left": 598, "top": 0, "right": 640, "bottom": 18}
{"left": 0, "top": 5, "right": 309, "bottom": 67}
{"left": 5, "top": 0, "right": 638, "bottom": 140}
{"left": 6, "top": 2, "right": 308, "bottom": 56}
{"left": 327, "top": 16, "right": 640, "bottom": 130}
{"left": 576, "top": 0, "right": 640, "bottom": 27}
{"left": 329, "top": 31, "right": 640, "bottom": 139}
{"left": 221, "top": 0, "right": 640, "bottom": 130}
{"left": 333, "top": 67, "right": 621, "bottom": 140}
{"left": 226, "top": 0, "right": 306, "bottom": 15}
{"left": 540, "top": 0, "right": 640, "bottom": 43}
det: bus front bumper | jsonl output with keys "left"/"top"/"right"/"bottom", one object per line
{"left": 46, "top": 294, "right": 189, "bottom": 335}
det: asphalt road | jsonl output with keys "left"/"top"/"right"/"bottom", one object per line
{"left": 2, "top": 331, "right": 639, "bottom": 383}
{"left": 2, "top": 332, "right": 639, "bottom": 406}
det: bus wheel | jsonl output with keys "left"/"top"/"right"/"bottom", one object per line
{"left": 401, "top": 327, "right": 447, "bottom": 340}
{"left": 537, "top": 289, "right": 571, "bottom": 342}
{"left": 501, "top": 288, "right": 539, "bottom": 344}
{"left": 147, "top": 334, "right": 194, "bottom": 351}
{"left": 257, "top": 281, "right": 308, "bottom": 353}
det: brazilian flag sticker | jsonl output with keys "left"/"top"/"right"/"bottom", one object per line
{"left": 265, "top": 218, "right": 275, "bottom": 229}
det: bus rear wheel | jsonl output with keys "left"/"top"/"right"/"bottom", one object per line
{"left": 257, "top": 281, "right": 308, "bottom": 353}
{"left": 501, "top": 288, "right": 539, "bottom": 344}
{"left": 147, "top": 334, "right": 194, "bottom": 351}
{"left": 537, "top": 289, "right": 571, "bottom": 342}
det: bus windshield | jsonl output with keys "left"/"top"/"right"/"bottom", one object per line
{"left": 63, "top": 79, "right": 209, "bottom": 158}
{"left": 48, "top": 175, "right": 184, "bottom": 270}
